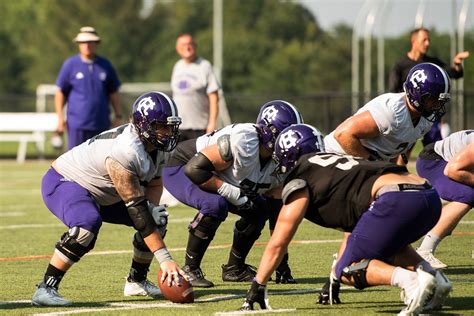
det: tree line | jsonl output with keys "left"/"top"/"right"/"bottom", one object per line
{"left": 1, "top": 0, "right": 472, "bottom": 125}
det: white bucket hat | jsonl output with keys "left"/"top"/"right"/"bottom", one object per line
{"left": 74, "top": 26, "right": 101, "bottom": 43}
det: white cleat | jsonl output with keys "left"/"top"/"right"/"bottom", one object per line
{"left": 423, "top": 270, "right": 452, "bottom": 311}
{"left": 32, "top": 283, "right": 72, "bottom": 306}
{"left": 124, "top": 278, "right": 161, "bottom": 298}
{"left": 417, "top": 249, "right": 448, "bottom": 269}
{"left": 398, "top": 268, "right": 436, "bottom": 316}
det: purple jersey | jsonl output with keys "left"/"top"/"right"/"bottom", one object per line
{"left": 56, "top": 54, "right": 121, "bottom": 130}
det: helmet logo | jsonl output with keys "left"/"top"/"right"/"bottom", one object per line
{"left": 261, "top": 106, "right": 278, "bottom": 123}
{"left": 137, "top": 97, "right": 156, "bottom": 115}
{"left": 278, "top": 129, "right": 298, "bottom": 149}
{"left": 410, "top": 69, "right": 428, "bottom": 88}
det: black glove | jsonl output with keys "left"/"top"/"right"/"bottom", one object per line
{"left": 318, "top": 277, "right": 341, "bottom": 305}
{"left": 240, "top": 280, "right": 268, "bottom": 310}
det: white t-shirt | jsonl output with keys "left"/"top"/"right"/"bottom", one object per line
{"left": 324, "top": 93, "right": 432, "bottom": 161}
{"left": 55, "top": 124, "right": 171, "bottom": 205}
{"left": 171, "top": 57, "right": 220, "bottom": 130}
{"left": 434, "top": 130, "right": 474, "bottom": 161}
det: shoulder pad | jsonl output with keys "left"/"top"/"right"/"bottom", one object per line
{"left": 282, "top": 179, "right": 307, "bottom": 204}
{"left": 217, "top": 134, "right": 233, "bottom": 161}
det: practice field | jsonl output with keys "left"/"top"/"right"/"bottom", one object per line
{"left": 0, "top": 160, "right": 473, "bottom": 315}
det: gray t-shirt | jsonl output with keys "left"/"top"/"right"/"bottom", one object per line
{"left": 55, "top": 124, "right": 171, "bottom": 205}
{"left": 171, "top": 57, "right": 220, "bottom": 130}
{"left": 195, "top": 124, "right": 283, "bottom": 193}
{"left": 324, "top": 93, "right": 432, "bottom": 161}
{"left": 434, "top": 130, "right": 474, "bottom": 161}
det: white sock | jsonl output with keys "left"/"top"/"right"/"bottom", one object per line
{"left": 391, "top": 267, "right": 418, "bottom": 292}
{"left": 418, "top": 233, "right": 442, "bottom": 253}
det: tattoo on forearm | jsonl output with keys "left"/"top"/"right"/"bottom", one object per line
{"left": 105, "top": 158, "right": 143, "bottom": 201}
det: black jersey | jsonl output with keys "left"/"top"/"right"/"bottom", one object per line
{"left": 284, "top": 153, "right": 407, "bottom": 232}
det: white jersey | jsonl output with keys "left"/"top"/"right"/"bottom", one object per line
{"left": 434, "top": 130, "right": 474, "bottom": 161}
{"left": 196, "top": 124, "right": 283, "bottom": 193}
{"left": 55, "top": 124, "right": 171, "bottom": 205}
{"left": 324, "top": 92, "right": 432, "bottom": 161}
{"left": 171, "top": 57, "right": 220, "bottom": 130}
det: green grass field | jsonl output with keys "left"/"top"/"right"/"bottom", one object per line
{"left": 0, "top": 160, "right": 473, "bottom": 315}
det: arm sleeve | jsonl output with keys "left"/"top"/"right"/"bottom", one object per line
{"left": 55, "top": 59, "right": 72, "bottom": 95}
{"left": 388, "top": 62, "right": 403, "bottom": 93}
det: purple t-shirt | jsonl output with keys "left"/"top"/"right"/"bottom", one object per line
{"left": 56, "top": 54, "right": 121, "bottom": 130}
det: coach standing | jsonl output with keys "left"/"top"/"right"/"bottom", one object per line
{"left": 171, "top": 33, "right": 220, "bottom": 142}
{"left": 55, "top": 26, "right": 122, "bottom": 150}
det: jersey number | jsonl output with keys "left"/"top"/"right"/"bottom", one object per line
{"left": 308, "top": 154, "right": 359, "bottom": 170}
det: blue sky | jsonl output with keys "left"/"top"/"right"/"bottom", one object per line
{"left": 297, "top": 0, "right": 473, "bottom": 37}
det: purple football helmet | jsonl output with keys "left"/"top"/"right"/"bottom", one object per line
{"left": 273, "top": 124, "right": 325, "bottom": 174}
{"left": 403, "top": 62, "right": 451, "bottom": 122}
{"left": 256, "top": 100, "right": 303, "bottom": 151}
{"left": 132, "top": 91, "right": 181, "bottom": 151}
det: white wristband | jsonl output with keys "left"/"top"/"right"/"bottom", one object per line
{"left": 154, "top": 247, "right": 173, "bottom": 264}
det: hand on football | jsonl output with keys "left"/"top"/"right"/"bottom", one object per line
{"left": 159, "top": 260, "right": 188, "bottom": 286}
{"left": 240, "top": 280, "right": 268, "bottom": 310}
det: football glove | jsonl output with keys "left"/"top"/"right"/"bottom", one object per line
{"left": 148, "top": 203, "right": 168, "bottom": 238}
{"left": 318, "top": 276, "right": 341, "bottom": 305}
{"left": 240, "top": 279, "right": 269, "bottom": 310}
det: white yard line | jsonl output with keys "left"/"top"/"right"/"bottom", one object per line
{"left": 0, "top": 212, "right": 25, "bottom": 217}
{"left": 32, "top": 302, "right": 191, "bottom": 316}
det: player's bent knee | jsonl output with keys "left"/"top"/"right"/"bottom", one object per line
{"left": 341, "top": 259, "right": 371, "bottom": 290}
{"left": 234, "top": 217, "right": 264, "bottom": 240}
{"left": 188, "top": 213, "right": 222, "bottom": 240}
{"left": 55, "top": 227, "right": 97, "bottom": 264}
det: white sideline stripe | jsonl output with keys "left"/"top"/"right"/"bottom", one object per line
{"left": 215, "top": 309, "right": 296, "bottom": 315}
{"left": 0, "top": 218, "right": 194, "bottom": 230}
{"left": 32, "top": 302, "right": 191, "bottom": 316}
{"left": 0, "top": 212, "right": 25, "bottom": 217}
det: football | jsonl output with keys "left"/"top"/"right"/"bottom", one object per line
{"left": 157, "top": 270, "right": 194, "bottom": 303}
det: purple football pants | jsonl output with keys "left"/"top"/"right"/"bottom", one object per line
{"left": 162, "top": 165, "right": 231, "bottom": 221}
{"left": 41, "top": 167, "right": 133, "bottom": 233}
{"left": 417, "top": 158, "right": 474, "bottom": 207}
{"left": 335, "top": 189, "right": 441, "bottom": 279}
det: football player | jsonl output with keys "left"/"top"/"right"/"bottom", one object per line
{"left": 319, "top": 62, "right": 451, "bottom": 304}
{"left": 416, "top": 130, "right": 474, "bottom": 268}
{"left": 162, "top": 100, "right": 303, "bottom": 287}
{"left": 240, "top": 124, "right": 450, "bottom": 315}
{"left": 32, "top": 92, "right": 186, "bottom": 306}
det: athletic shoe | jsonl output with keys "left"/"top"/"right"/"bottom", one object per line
{"left": 423, "top": 270, "right": 452, "bottom": 311}
{"left": 398, "top": 267, "right": 436, "bottom": 316}
{"left": 31, "top": 282, "right": 72, "bottom": 306}
{"left": 124, "top": 278, "right": 161, "bottom": 298}
{"left": 275, "top": 265, "right": 296, "bottom": 284}
{"left": 417, "top": 249, "right": 448, "bottom": 269}
{"left": 222, "top": 263, "right": 257, "bottom": 282}
{"left": 183, "top": 265, "right": 214, "bottom": 288}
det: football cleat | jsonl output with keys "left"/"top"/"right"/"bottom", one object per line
{"left": 275, "top": 265, "right": 296, "bottom": 284}
{"left": 222, "top": 263, "right": 257, "bottom": 282}
{"left": 124, "top": 277, "right": 161, "bottom": 298}
{"left": 31, "top": 282, "right": 72, "bottom": 306}
{"left": 423, "top": 270, "right": 452, "bottom": 311}
{"left": 417, "top": 249, "right": 448, "bottom": 269}
{"left": 318, "top": 277, "right": 341, "bottom": 305}
{"left": 182, "top": 265, "right": 214, "bottom": 288}
{"left": 398, "top": 267, "right": 436, "bottom": 316}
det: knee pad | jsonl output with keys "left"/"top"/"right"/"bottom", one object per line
{"left": 55, "top": 227, "right": 96, "bottom": 264}
{"left": 188, "top": 213, "right": 221, "bottom": 240}
{"left": 341, "top": 259, "right": 371, "bottom": 290}
{"left": 132, "top": 231, "right": 154, "bottom": 261}
{"left": 234, "top": 216, "right": 265, "bottom": 240}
